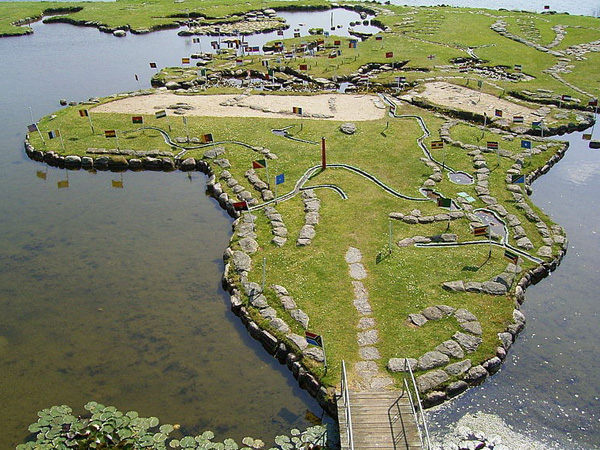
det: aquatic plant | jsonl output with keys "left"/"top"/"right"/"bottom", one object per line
{"left": 17, "top": 402, "right": 327, "bottom": 450}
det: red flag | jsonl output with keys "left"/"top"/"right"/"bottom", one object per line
{"left": 385, "top": 51, "right": 393, "bottom": 58}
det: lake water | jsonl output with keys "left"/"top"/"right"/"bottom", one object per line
{"left": 1, "top": 3, "right": 599, "bottom": 450}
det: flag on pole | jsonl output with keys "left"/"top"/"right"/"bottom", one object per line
{"left": 375, "top": 35, "right": 383, "bottom": 41}
{"left": 334, "top": 40, "right": 341, "bottom": 46}
{"left": 252, "top": 159, "right": 267, "bottom": 169}
{"left": 275, "top": 173, "right": 285, "bottom": 185}
{"left": 299, "top": 64, "right": 308, "bottom": 71}
{"left": 349, "top": 40, "right": 357, "bottom": 49}
{"left": 437, "top": 197, "right": 452, "bottom": 208}
{"left": 48, "top": 130, "right": 60, "bottom": 139}
{"left": 495, "top": 109, "right": 503, "bottom": 117}
{"left": 430, "top": 140, "right": 444, "bottom": 149}
{"left": 544, "top": 5, "right": 550, "bottom": 9}
{"left": 521, "top": 140, "right": 532, "bottom": 149}
{"left": 305, "top": 331, "right": 323, "bottom": 347}
{"left": 132, "top": 116, "right": 144, "bottom": 124}
{"left": 182, "top": 57, "right": 190, "bottom": 64}
{"left": 105, "top": 130, "right": 117, "bottom": 138}
{"left": 294, "top": 32, "right": 301, "bottom": 38}
{"left": 473, "top": 225, "right": 489, "bottom": 236}
{"left": 57, "top": 180, "right": 69, "bottom": 189}
{"left": 112, "top": 180, "right": 124, "bottom": 189}
{"left": 513, "top": 116, "right": 524, "bottom": 123}
{"left": 79, "top": 109, "right": 89, "bottom": 117}
{"left": 477, "top": 80, "right": 483, "bottom": 89}
{"left": 277, "top": 30, "right": 284, "bottom": 36}
{"left": 561, "top": 94, "right": 572, "bottom": 101}
{"left": 514, "top": 64, "right": 522, "bottom": 72}
{"left": 504, "top": 249, "right": 519, "bottom": 264}
{"left": 582, "top": 133, "right": 592, "bottom": 140}
{"left": 511, "top": 174, "right": 525, "bottom": 184}
{"left": 385, "top": 51, "right": 393, "bottom": 58}
{"left": 293, "top": 106, "right": 303, "bottom": 115}
{"left": 149, "top": 62, "right": 157, "bottom": 69}
{"left": 155, "top": 110, "right": 167, "bottom": 119}
{"left": 27, "top": 123, "right": 38, "bottom": 132}
{"left": 135, "top": 74, "right": 139, "bottom": 81}
{"left": 192, "top": 37, "right": 200, "bottom": 43}
{"left": 233, "top": 201, "right": 249, "bottom": 211}
{"left": 201, "top": 133, "right": 213, "bottom": 143}
{"left": 487, "top": 141, "right": 499, "bottom": 150}
{"left": 532, "top": 121, "right": 542, "bottom": 130}
{"left": 236, "top": 58, "right": 243, "bottom": 66}
{"left": 588, "top": 99, "right": 598, "bottom": 107}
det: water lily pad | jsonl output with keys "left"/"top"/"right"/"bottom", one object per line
{"left": 139, "top": 435, "right": 154, "bottom": 447}
{"left": 154, "top": 432, "right": 168, "bottom": 443}
{"left": 118, "top": 428, "right": 133, "bottom": 439}
{"left": 290, "top": 430, "right": 300, "bottom": 437}
{"left": 181, "top": 436, "right": 197, "bottom": 447}
{"left": 160, "top": 424, "right": 174, "bottom": 435}
{"left": 95, "top": 403, "right": 106, "bottom": 412}
{"left": 84, "top": 401, "right": 98, "bottom": 411}
{"left": 223, "top": 438, "right": 238, "bottom": 450}
{"left": 252, "top": 439, "right": 264, "bottom": 449}
{"left": 242, "top": 437, "right": 254, "bottom": 447}
{"left": 274, "top": 436, "right": 290, "bottom": 446}
{"left": 28, "top": 423, "right": 43, "bottom": 433}
{"left": 126, "top": 411, "right": 139, "bottom": 419}
{"left": 149, "top": 417, "right": 160, "bottom": 428}
{"left": 213, "top": 443, "right": 225, "bottom": 450}
{"left": 169, "top": 439, "right": 181, "bottom": 449}
{"left": 202, "top": 431, "right": 214, "bottom": 440}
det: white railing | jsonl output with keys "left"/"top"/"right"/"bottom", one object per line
{"left": 339, "top": 360, "right": 355, "bottom": 450}
{"left": 403, "top": 360, "right": 432, "bottom": 450}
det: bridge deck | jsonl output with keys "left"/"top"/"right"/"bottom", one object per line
{"left": 337, "top": 390, "right": 423, "bottom": 450}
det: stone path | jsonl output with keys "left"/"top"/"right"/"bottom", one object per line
{"left": 345, "top": 247, "right": 394, "bottom": 391}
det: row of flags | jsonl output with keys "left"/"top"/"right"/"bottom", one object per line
{"left": 429, "top": 138, "right": 533, "bottom": 151}
{"left": 472, "top": 224, "right": 520, "bottom": 263}
{"left": 233, "top": 160, "right": 284, "bottom": 211}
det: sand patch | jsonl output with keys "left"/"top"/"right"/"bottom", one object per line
{"left": 92, "top": 92, "right": 386, "bottom": 122}
{"left": 418, "top": 81, "right": 545, "bottom": 123}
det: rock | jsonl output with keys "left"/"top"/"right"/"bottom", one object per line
{"left": 436, "top": 305, "right": 456, "bottom": 316}
{"left": 482, "top": 356, "right": 502, "bottom": 374}
{"left": 454, "top": 309, "right": 477, "bottom": 322}
{"left": 416, "top": 370, "right": 449, "bottom": 393}
{"left": 286, "top": 333, "right": 308, "bottom": 351}
{"left": 349, "top": 262, "right": 367, "bottom": 280}
{"left": 397, "top": 237, "right": 415, "bottom": 247}
{"left": 270, "top": 318, "right": 290, "bottom": 334}
{"left": 279, "top": 295, "right": 296, "bottom": 310}
{"left": 460, "top": 321, "right": 483, "bottom": 335}
{"left": 445, "top": 359, "right": 472, "bottom": 376}
{"left": 436, "top": 340, "right": 465, "bottom": 359}
{"left": 180, "top": 157, "right": 196, "bottom": 171}
{"left": 418, "top": 351, "right": 450, "bottom": 370}
{"left": 290, "top": 309, "right": 309, "bottom": 329}
{"left": 443, "top": 280, "right": 465, "bottom": 292}
{"left": 260, "top": 307, "right": 278, "bottom": 320}
{"left": 249, "top": 293, "right": 269, "bottom": 309}
{"left": 359, "top": 347, "right": 380, "bottom": 360}
{"left": 387, "top": 357, "right": 418, "bottom": 372}
{"left": 480, "top": 281, "right": 507, "bottom": 295}
{"left": 64, "top": 155, "right": 81, "bottom": 166}
{"left": 409, "top": 313, "right": 428, "bottom": 327}
{"left": 297, "top": 225, "right": 316, "bottom": 241}
{"left": 422, "top": 306, "right": 444, "bottom": 320}
{"left": 464, "top": 282, "right": 482, "bottom": 292}
{"left": 464, "top": 365, "right": 488, "bottom": 383}
{"left": 340, "top": 122, "right": 357, "bottom": 134}
{"left": 516, "top": 236, "right": 534, "bottom": 249}
{"left": 498, "top": 332, "right": 513, "bottom": 350}
{"left": 203, "top": 147, "right": 225, "bottom": 159}
{"left": 272, "top": 236, "right": 287, "bottom": 247}
{"left": 238, "top": 237, "right": 259, "bottom": 254}
{"left": 358, "top": 317, "right": 375, "bottom": 329}
{"left": 357, "top": 329, "right": 378, "bottom": 346}
{"left": 423, "top": 391, "right": 447, "bottom": 407}
{"left": 345, "top": 247, "right": 362, "bottom": 263}
{"left": 232, "top": 251, "right": 252, "bottom": 273}
{"left": 113, "top": 29, "right": 126, "bottom": 37}
{"left": 304, "top": 347, "right": 325, "bottom": 362}
{"left": 453, "top": 332, "right": 482, "bottom": 353}
{"left": 446, "top": 380, "right": 469, "bottom": 398}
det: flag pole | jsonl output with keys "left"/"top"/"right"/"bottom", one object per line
{"left": 274, "top": 174, "right": 278, "bottom": 205}
{"left": 481, "top": 113, "right": 487, "bottom": 140}
{"left": 116, "top": 130, "right": 120, "bottom": 150}
{"left": 183, "top": 116, "right": 189, "bottom": 142}
{"left": 88, "top": 112, "right": 95, "bottom": 134}
{"left": 488, "top": 225, "right": 492, "bottom": 258}
{"left": 388, "top": 219, "right": 393, "bottom": 254}
{"left": 261, "top": 256, "right": 266, "bottom": 293}
{"left": 266, "top": 160, "right": 270, "bottom": 187}
{"left": 58, "top": 128, "right": 66, "bottom": 152}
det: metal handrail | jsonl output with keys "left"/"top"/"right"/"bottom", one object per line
{"left": 340, "top": 360, "right": 355, "bottom": 450}
{"left": 403, "top": 360, "right": 432, "bottom": 450}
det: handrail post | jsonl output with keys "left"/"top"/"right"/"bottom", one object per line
{"left": 340, "top": 360, "right": 354, "bottom": 450}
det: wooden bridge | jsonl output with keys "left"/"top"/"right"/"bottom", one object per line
{"left": 337, "top": 362, "right": 431, "bottom": 450}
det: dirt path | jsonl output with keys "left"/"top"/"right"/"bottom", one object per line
{"left": 92, "top": 92, "right": 387, "bottom": 122}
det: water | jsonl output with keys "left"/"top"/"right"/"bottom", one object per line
{"left": 0, "top": 19, "right": 331, "bottom": 450}
{"left": 1, "top": 3, "right": 599, "bottom": 449}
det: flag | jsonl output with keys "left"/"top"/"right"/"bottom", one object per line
{"left": 582, "top": 133, "right": 592, "bottom": 140}
{"left": 233, "top": 201, "right": 249, "bottom": 211}
{"left": 385, "top": 51, "right": 393, "bottom": 58}
{"left": 504, "top": 249, "right": 519, "bottom": 264}
{"left": 262, "top": 60, "right": 269, "bottom": 67}
{"left": 27, "top": 123, "right": 38, "bottom": 132}
{"left": 48, "top": 130, "right": 60, "bottom": 139}
{"left": 477, "top": 80, "right": 483, "bottom": 89}
{"left": 512, "top": 174, "right": 525, "bottom": 184}
{"left": 521, "top": 140, "right": 532, "bottom": 149}
{"left": 210, "top": 41, "right": 219, "bottom": 49}
{"left": 427, "top": 54, "right": 435, "bottom": 59}
{"left": 132, "top": 116, "right": 144, "bottom": 124}
{"left": 294, "top": 32, "right": 300, "bottom": 38}
{"left": 293, "top": 106, "right": 303, "bottom": 115}
{"left": 514, "top": 64, "right": 522, "bottom": 72}
{"left": 236, "top": 59, "right": 243, "bottom": 66}
{"left": 459, "top": 65, "right": 468, "bottom": 72}
{"left": 155, "top": 110, "right": 167, "bottom": 119}
{"left": 192, "top": 37, "right": 200, "bottom": 43}
{"left": 252, "top": 46, "right": 260, "bottom": 52}
{"left": 544, "top": 5, "right": 550, "bottom": 9}
{"left": 487, "top": 141, "right": 499, "bottom": 150}
{"left": 36, "top": 170, "right": 46, "bottom": 180}
{"left": 199, "top": 68, "right": 207, "bottom": 77}
{"left": 349, "top": 40, "right": 357, "bottom": 49}
{"left": 513, "top": 116, "right": 524, "bottom": 123}
{"left": 473, "top": 225, "right": 489, "bottom": 236}
{"left": 149, "top": 62, "right": 157, "bottom": 69}
{"left": 182, "top": 57, "right": 190, "bottom": 64}
{"left": 105, "top": 130, "right": 117, "bottom": 138}
{"left": 135, "top": 74, "right": 139, "bottom": 81}
{"left": 589, "top": 99, "right": 598, "bottom": 107}
{"left": 79, "top": 109, "right": 89, "bottom": 117}
{"left": 275, "top": 173, "right": 285, "bottom": 185}
{"left": 561, "top": 94, "right": 572, "bottom": 101}
{"left": 252, "top": 159, "right": 267, "bottom": 169}
{"left": 532, "top": 121, "right": 542, "bottom": 130}
{"left": 112, "top": 180, "right": 123, "bottom": 189}
{"left": 57, "top": 180, "right": 69, "bottom": 189}
{"left": 201, "top": 133, "right": 213, "bottom": 143}
{"left": 277, "top": 30, "right": 284, "bottom": 36}
{"left": 299, "top": 64, "right": 308, "bottom": 71}
{"left": 396, "top": 76, "right": 406, "bottom": 83}
{"left": 495, "top": 109, "right": 503, "bottom": 117}
{"left": 430, "top": 140, "right": 444, "bottom": 149}
{"left": 268, "top": 68, "right": 274, "bottom": 78}
{"left": 375, "top": 35, "right": 383, "bottom": 41}
{"left": 334, "top": 40, "right": 341, "bottom": 46}
{"left": 437, "top": 197, "right": 452, "bottom": 208}
{"left": 305, "top": 331, "right": 322, "bottom": 347}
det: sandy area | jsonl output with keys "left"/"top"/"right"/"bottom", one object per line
{"left": 418, "top": 82, "right": 545, "bottom": 122}
{"left": 92, "top": 92, "right": 386, "bottom": 121}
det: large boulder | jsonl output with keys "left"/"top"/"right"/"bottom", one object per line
{"left": 340, "top": 122, "right": 357, "bottom": 134}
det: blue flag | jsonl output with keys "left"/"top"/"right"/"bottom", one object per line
{"left": 512, "top": 174, "right": 525, "bottom": 184}
{"left": 521, "top": 140, "right": 532, "bottom": 149}
{"left": 275, "top": 174, "right": 285, "bottom": 185}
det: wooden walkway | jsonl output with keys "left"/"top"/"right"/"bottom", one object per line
{"left": 337, "top": 390, "right": 423, "bottom": 450}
